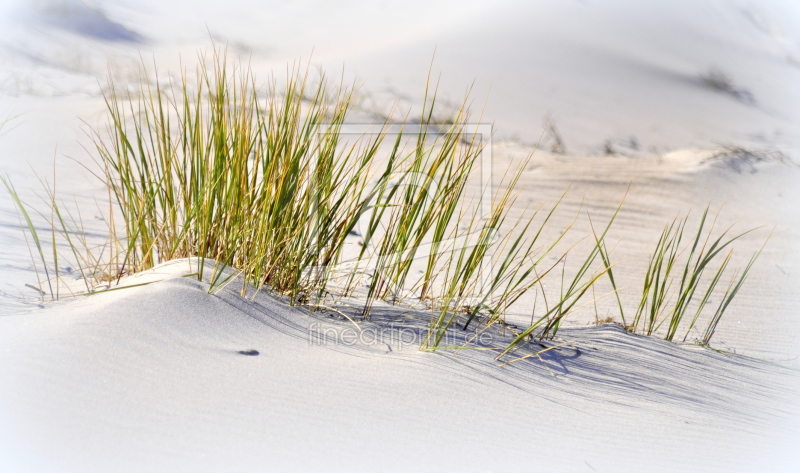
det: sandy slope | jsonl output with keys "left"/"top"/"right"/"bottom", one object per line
{"left": 0, "top": 149, "right": 798, "bottom": 472}
{"left": 0, "top": 260, "right": 798, "bottom": 473}
{"left": 3, "top": 0, "right": 798, "bottom": 152}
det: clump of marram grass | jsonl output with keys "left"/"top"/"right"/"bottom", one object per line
{"left": 88, "top": 47, "right": 594, "bottom": 351}
{"left": 628, "top": 207, "right": 769, "bottom": 345}
{"left": 97, "top": 49, "right": 373, "bottom": 301}
{"left": 3, "top": 47, "right": 770, "bottom": 357}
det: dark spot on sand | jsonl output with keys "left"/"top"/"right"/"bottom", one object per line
{"left": 237, "top": 349, "right": 259, "bottom": 356}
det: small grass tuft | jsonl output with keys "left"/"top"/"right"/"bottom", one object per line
{"left": 630, "top": 207, "right": 767, "bottom": 342}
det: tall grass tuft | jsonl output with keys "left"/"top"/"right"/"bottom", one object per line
{"left": 88, "top": 47, "right": 588, "bottom": 350}
{"left": 96, "top": 49, "right": 388, "bottom": 301}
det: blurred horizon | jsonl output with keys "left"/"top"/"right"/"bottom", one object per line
{"left": 0, "top": 0, "right": 798, "bottom": 156}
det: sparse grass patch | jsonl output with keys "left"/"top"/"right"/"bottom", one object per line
{"left": 699, "top": 68, "right": 755, "bottom": 105}
{"left": 703, "top": 145, "right": 792, "bottom": 173}
{"left": 628, "top": 207, "right": 768, "bottom": 343}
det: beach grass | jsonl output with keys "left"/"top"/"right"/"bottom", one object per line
{"left": 629, "top": 208, "right": 767, "bottom": 342}
{"left": 89, "top": 47, "right": 584, "bottom": 350}
{"left": 2, "top": 46, "right": 770, "bottom": 355}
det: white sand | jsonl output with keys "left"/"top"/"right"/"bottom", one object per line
{"left": 1, "top": 1, "right": 800, "bottom": 471}
{"left": 0, "top": 260, "right": 798, "bottom": 472}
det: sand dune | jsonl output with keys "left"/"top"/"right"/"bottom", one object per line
{"left": 0, "top": 260, "right": 798, "bottom": 472}
{"left": 1, "top": 1, "right": 799, "bottom": 471}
